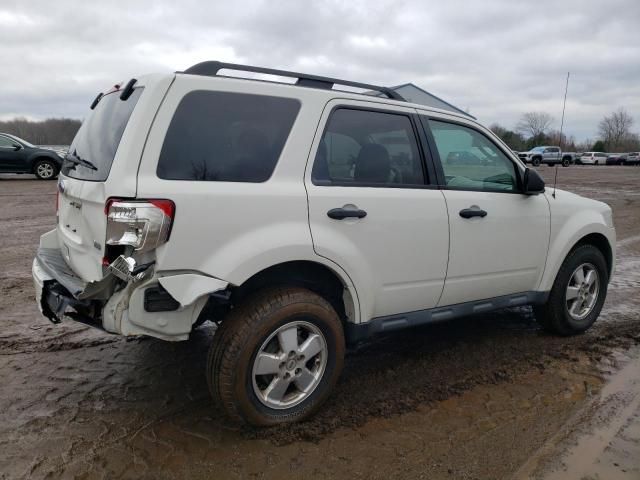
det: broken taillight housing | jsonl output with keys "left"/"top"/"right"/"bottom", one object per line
{"left": 105, "top": 199, "right": 175, "bottom": 253}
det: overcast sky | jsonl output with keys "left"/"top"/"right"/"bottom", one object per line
{"left": 1, "top": 0, "right": 638, "bottom": 142}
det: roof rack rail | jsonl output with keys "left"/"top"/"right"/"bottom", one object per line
{"left": 181, "top": 61, "right": 405, "bottom": 101}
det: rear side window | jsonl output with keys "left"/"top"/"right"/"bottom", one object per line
{"left": 63, "top": 88, "right": 143, "bottom": 181}
{"left": 312, "top": 108, "right": 425, "bottom": 187}
{"left": 157, "top": 91, "right": 300, "bottom": 182}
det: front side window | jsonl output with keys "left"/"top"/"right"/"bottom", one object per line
{"left": 428, "top": 119, "right": 518, "bottom": 192}
{"left": 0, "top": 136, "right": 15, "bottom": 148}
{"left": 157, "top": 91, "right": 300, "bottom": 182}
{"left": 312, "top": 108, "right": 425, "bottom": 186}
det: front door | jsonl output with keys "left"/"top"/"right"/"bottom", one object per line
{"left": 0, "top": 135, "right": 25, "bottom": 171}
{"left": 423, "top": 117, "right": 551, "bottom": 307}
{"left": 305, "top": 102, "right": 450, "bottom": 322}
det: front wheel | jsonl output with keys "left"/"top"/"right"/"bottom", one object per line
{"left": 207, "top": 287, "right": 345, "bottom": 426}
{"left": 532, "top": 157, "right": 541, "bottom": 167}
{"left": 534, "top": 245, "right": 608, "bottom": 335}
{"left": 33, "top": 159, "right": 58, "bottom": 180}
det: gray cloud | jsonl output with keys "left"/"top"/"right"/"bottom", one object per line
{"left": 1, "top": 0, "right": 639, "bottom": 141}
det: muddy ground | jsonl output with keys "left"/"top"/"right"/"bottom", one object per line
{"left": 0, "top": 166, "right": 639, "bottom": 479}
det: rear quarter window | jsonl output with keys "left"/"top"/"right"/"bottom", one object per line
{"left": 157, "top": 91, "right": 300, "bottom": 182}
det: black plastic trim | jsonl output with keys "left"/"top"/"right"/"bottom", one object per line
{"left": 144, "top": 285, "right": 180, "bottom": 312}
{"left": 327, "top": 208, "right": 367, "bottom": 220}
{"left": 345, "top": 291, "right": 549, "bottom": 343}
{"left": 181, "top": 61, "right": 405, "bottom": 101}
{"left": 119, "top": 78, "right": 138, "bottom": 101}
{"left": 90, "top": 92, "right": 103, "bottom": 110}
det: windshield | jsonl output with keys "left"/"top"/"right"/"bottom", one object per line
{"left": 6, "top": 133, "right": 35, "bottom": 147}
{"left": 62, "top": 88, "right": 142, "bottom": 181}
{"left": 530, "top": 147, "right": 545, "bottom": 153}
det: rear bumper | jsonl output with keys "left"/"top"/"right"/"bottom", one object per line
{"left": 32, "top": 241, "right": 225, "bottom": 341}
{"left": 32, "top": 249, "right": 99, "bottom": 327}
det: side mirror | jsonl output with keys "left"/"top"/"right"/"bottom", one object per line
{"left": 523, "top": 168, "right": 545, "bottom": 195}
{"left": 12, "top": 144, "right": 21, "bottom": 151}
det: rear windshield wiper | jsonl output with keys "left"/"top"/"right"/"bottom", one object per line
{"left": 64, "top": 151, "right": 98, "bottom": 171}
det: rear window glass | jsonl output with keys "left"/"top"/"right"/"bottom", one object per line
{"left": 157, "top": 91, "right": 300, "bottom": 182}
{"left": 62, "top": 88, "right": 142, "bottom": 181}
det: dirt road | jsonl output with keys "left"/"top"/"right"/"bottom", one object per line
{"left": 1, "top": 167, "right": 639, "bottom": 479}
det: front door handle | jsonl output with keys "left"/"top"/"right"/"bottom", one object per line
{"left": 327, "top": 208, "right": 367, "bottom": 220}
{"left": 459, "top": 207, "right": 487, "bottom": 219}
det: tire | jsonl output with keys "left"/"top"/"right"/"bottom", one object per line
{"left": 532, "top": 157, "right": 541, "bottom": 167}
{"left": 562, "top": 158, "right": 571, "bottom": 167}
{"left": 594, "top": 160, "right": 599, "bottom": 165}
{"left": 534, "top": 244, "right": 608, "bottom": 336}
{"left": 207, "top": 287, "right": 345, "bottom": 426}
{"left": 33, "top": 159, "right": 58, "bottom": 180}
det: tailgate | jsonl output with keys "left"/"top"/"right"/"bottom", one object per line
{"left": 56, "top": 74, "right": 175, "bottom": 283}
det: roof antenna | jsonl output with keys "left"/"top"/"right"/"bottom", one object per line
{"left": 554, "top": 71, "right": 570, "bottom": 199}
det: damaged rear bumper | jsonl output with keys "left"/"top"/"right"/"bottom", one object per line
{"left": 33, "top": 248, "right": 112, "bottom": 328}
{"left": 33, "top": 242, "right": 229, "bottom": 341}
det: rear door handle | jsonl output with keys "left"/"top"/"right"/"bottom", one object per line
{"left": 459, "top": 207, "right": 487, "bottom": 219}
{"left": 327, "top": 208, "right": 367, "bottom": 220}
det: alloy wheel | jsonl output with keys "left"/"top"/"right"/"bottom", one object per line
{"left": 251, "top": 320, "right": 327, "bottom": 409}
{"left": 566, "top": 263, "right": 599, "bottom": 321}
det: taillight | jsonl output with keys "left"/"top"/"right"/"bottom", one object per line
{"left": 105, "top": 198, "right": 175, "bottom": 252}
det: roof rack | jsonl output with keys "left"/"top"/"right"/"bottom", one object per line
{"left": 181, "top": 61, "right": 405, "bottom": 101}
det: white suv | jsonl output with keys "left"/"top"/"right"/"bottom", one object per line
{"left": 32, "top": 62, "right": 616, "bottom": 426}
{"left": 580, "top": 151, "right": 608, "bottom": 165}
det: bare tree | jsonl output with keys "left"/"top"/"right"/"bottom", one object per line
{"left": 0, "top": 117, "right": 81, "bottom": 145}
{"left": 598, "top": 108, "right": 634, "bottom": 152}
{"left": 516, "top": 112, "right": 554, "bottom": 139}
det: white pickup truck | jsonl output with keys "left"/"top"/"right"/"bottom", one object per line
{"left": 518, "top": 146, "right": 577, "bottom": 167}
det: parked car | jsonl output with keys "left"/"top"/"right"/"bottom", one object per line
{"left": 32, "top": 62, "right": 616, "bottom": 426}
{"left": 626, "top": 152, "right": 640, "bottom": 165}
{"left": 518, "top": 146, "right": 575, "bottom": 167}
{"left": 579, "top": 152, "right": 608, "bottom": 165}
{"left": 606, "top": 154, "right": 627, "bottom": 165}
{"left": 0, "top": 133, "right": 64, "bottom": 179}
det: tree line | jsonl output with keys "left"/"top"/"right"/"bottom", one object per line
{"left": 1, "top": 106, "right": 637, "bottom": 153}
{"left": 0, "top": 118, "right": 81, "bottom": 145}
{"left": 490, "top": 107, "right": 639, "bottom": 153}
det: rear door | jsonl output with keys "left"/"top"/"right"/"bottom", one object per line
{"left": 422, "top": 116, "right": 550, "bottom": 306}
{"left": 544, "top": 147, "right": 560, "bottom": 163}
{"left": 305, "top": 100, "right": 449, "bottom": 322}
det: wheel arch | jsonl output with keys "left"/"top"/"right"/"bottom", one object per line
{"left": 29, "top": 154, "right": 60, "bottom": 173}
{"left": 230, "top": 260, "right": 358, "bottom": 325}
{"left": 571, "top": 232, "right": 614, "bottom": 278}
{"left": 540, "top": 224, "right": 615, "bottom": 292}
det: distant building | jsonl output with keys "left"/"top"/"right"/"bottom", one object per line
{"left": 373, "top": 83, "right": 474, "bottom": 119}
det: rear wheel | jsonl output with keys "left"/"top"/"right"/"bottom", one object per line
{"left": 534, "top": 245, "right": 608, "bottom": 335}
{"left": 207, "top": 287, "right": 345, "bottom": 425}
{"left": 33, "top": 159, "right": 58, "bottom": 180}
{"left": 562, "top": 157, "right": 571, "bottom": 167}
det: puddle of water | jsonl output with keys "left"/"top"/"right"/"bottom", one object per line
{"left": 609, "top": 256, "right": 640, "bottom": 290}
{"left": 541, "top": 350, "right": 640, "bottom": 480}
